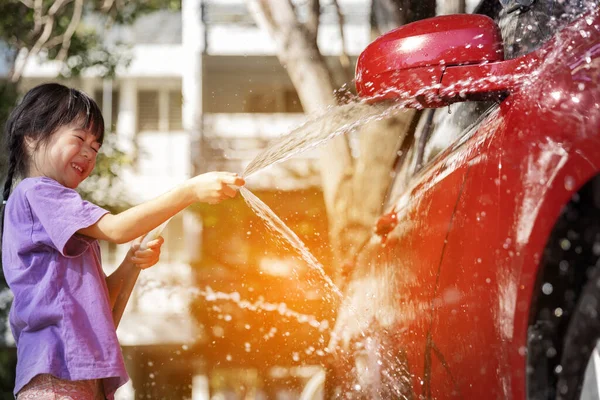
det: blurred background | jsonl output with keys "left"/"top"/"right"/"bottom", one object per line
{"left": 0, "top": 0, "right": 481, "bottom": 398}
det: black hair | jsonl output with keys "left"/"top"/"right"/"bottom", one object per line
{"left": 1, "top": 83, "right": 104, "bottom": 242}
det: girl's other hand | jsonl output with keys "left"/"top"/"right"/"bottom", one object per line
{"left": 128, "top": 236, "right": 164, "bottom": 270}
{"left": 186, "top": 171, "right": 245, "bottom": 204}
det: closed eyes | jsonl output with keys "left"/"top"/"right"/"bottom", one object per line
{"left": 74, "top": 135, "right": 100, "bottom": 153}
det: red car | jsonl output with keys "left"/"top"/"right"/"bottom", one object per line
{"left": 326, "top": 1, "right": 600, "bottom": 399}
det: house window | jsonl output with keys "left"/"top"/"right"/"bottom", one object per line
{"left": 245, "top": 92, "right": 278, "bottom": 113}
{"left": 94, "top": 89, "right": 120, "bottom": 131}
{"left": 168, "top": 91, "right": 183, "bottom": 130}
{"left": 137, "top": 90, "right": 160, "bottom": 131}
{"left": 284, "top": 89, "right": 303, "bottom": 113}
{"left": 244, "top": 88, "right": 303, "bottom": 113}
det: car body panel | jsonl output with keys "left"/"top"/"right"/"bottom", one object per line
{"left": 331, "top": 7, "right": 600, "bottom": 399}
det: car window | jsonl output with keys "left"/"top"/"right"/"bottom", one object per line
{"left": 381, "top": 113, "right": 422, "bottom": 209}
{"left": 416, "top": 101, "right": 498, "bottom": 172}
{"left": 382, "top": 101, "right": 496, "bottom": 209}
{"left": 498, "top": 0, "right": 599, "bottom": 59}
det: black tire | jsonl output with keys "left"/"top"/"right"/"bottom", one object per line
{"left": 556, "top": 260, "right": 600, "bottom": 400}
{"left": 527, "top": 176, "right": 600, "bottom": 400}
{"left": 555, "top": 177, "right": 600, "bottom": 400}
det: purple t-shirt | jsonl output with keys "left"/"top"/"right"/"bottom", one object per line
{"left": 2, "top": 177, "right": 128, "bottom": 399}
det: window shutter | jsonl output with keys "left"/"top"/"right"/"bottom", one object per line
{"left": 137, "top": 90, "right": 159, "bottom": 131}
{"left": 169, "top": 91, "right": 183, "bottom": 131}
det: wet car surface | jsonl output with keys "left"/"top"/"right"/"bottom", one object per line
{"left": 327, "top": 1, "right": 600, "bottom": 399}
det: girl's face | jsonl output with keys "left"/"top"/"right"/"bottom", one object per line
{"left": 29, "top": 123, "right": 101, "bottom": 189}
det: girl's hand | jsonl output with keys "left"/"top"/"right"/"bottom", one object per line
{"left": 127, "top": 236, "right": 165, "bottom": 270}
{"left": 186, "top": 171, "right": 245, "bottom": 204}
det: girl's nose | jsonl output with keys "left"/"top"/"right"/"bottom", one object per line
{"left": 81, "top": 147, "right": 92, "bottom": 160}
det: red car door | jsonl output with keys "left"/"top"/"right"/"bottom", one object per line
{"left": 377, "top": 102, "right": 500, "bottom": 398}
{"left": 326, "top": 104, "right": 484, "bottom": 398}
{"left": 421, "top": 103, "right": 508, "bottom": 399}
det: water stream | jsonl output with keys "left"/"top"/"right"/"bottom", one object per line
{"left": 239, "top": 187, "right": 342, "bottom": 300}
{"left": 243, "top": 100, "right": 405, "bottom": 178}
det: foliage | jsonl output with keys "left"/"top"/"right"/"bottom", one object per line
{"left": 0, "top": 0, "right": 181, "bottom": 81}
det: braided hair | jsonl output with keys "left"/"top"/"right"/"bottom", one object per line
{"left": 1, "top": 83, "right": 105, "bottom": 245}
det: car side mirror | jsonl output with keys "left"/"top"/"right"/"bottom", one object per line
{"left": 355, "top": 14, "right": 534, "bottom": 107}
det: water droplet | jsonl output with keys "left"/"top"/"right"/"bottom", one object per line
{"left": 226, "top": 354, "right": 232, "bottom": 361}
{"left": 593, "top": 242, "right": 600, "bottom": 256}
{"left": 542, "top": 283, "right": 554, "bottom": 295}
{"left": 560, "top": 238, "right": 571, "bottom": 251}
{"left": 564, "top": 176, "right": 576, "bottom": 191}
{"left": 555, "top": 364, "right": 563, "bottom": 374}
{"left": 559, "top": 260, "right": 569, "bottom": 272}
{"left": 554, "top": 307, "right": 563, "bottom": 317}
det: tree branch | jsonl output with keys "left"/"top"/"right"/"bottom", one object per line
{"left": 11, "top": 0, "right": 76, "bottom": 82}
{"left": 32, "top": 0, "right": 43, "bottom": 35}
{"left": 370, "top": 0, "right": 406, "bottom": 38}
{"left": 100, "top": 0, "right": 116, "bottom": 13}
{"left": 331, "top": 0, "right": 352, "bottom": 83}
{"left": 47, "top": 0, "right": 72, "bottom": 16}
{"left": 305, "top": 0, "right": 320, "bottom": 43}
{"left": 56, "top": 0, "right": 83, "bottom": 62}
{"left": 247, "top": 0, "right": 279, "bottom": 38}
{"left": 12, "top": 13, "right": 55, "bottom": 82}
{"left": 438, "top": 0, "right": 467, "bottom": 15}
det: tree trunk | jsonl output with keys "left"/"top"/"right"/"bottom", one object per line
{"left": 437, "top": 0, "right": 467, "bottom": 15}
{"left": 248, "top": 0, "right": 418, "bottom": 285}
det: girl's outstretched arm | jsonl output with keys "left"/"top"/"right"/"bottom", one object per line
{"left": 78, "top": 171, "right": 244, "bottom": 244}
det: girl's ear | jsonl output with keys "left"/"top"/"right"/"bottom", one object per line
{"left": 23, "top": 136, "right": 38, "bottom": 155}
{"left": 24, "top": 136, "right": 35, "bottom": 149}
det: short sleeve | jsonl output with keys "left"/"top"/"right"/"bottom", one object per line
{"left": 26, "top": 178, "right": 109, "bottom": 257}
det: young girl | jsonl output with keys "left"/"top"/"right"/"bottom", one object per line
{"left": 1, "top": 83, "right": 245, "bottom": 399}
